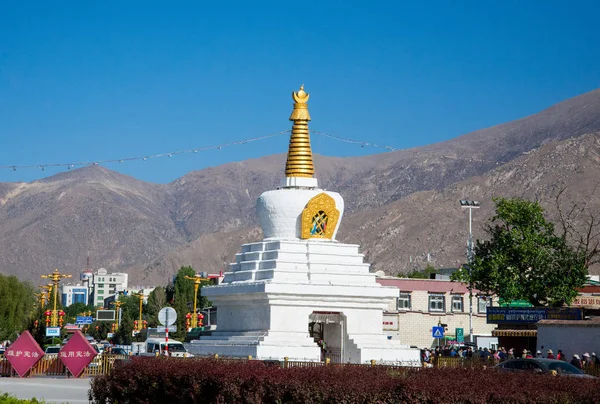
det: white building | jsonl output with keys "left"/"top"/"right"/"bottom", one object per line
{"left": 187, "top": 86, "right": 420, "bottom": 365}
{"left": 376, "top": 277, "right": 498, "bottom": 348}
{"left": 92, "top": 268, "right": 128, "bottom": 307}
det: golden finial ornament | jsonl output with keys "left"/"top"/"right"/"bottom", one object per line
{"left": 285, "top": 84, "right": 315, "bottom": 178}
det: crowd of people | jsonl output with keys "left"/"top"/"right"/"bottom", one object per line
{"left": 421, "top": 345, "right": 600, "bottom": 369}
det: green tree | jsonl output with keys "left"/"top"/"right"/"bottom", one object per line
{"left": 170, "top": 266, "right": 196, "bottom": 340}
{"left": 146, "top": 287, "right": 167, "bottom": 327}
{"left": 88, "top": 321, "right": 112, "bottom": 341}
{"left": 406, "top": 264, "right": 437, "bottom": 279}
{"left": 452, "top": 197, "right": 588, "bottom": 307}
{"left": 112, "top": 314, "right": 134, "bottom": 345}
{"left": 0, "top": 275, "right": 36, "bottom": 341}
{"left": 116, "top": 294, "right": 144, "bottom": 323}
{"left": 64, "top": 302, "right": 95, "bottom": 323}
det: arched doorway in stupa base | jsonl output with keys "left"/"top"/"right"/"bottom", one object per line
{"left": 309, "top": 311, "right": 346, "bottom": 364}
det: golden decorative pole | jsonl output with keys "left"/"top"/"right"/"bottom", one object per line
{"left": 41, "top": 269, "right": 72, "bottom": 327}
{"left": 34, "top": 292, "right": 47, "bottom": 308}
{"left": 110, "top": 300, "right": 124, "bottom": 331}
{"left": 285, "top": 85, "right": 315, "bottom": 178}
{"left": 184, "top": 273, "right": 210, "bottom": 328}
{"left": 133, "top": 291, "right": 144, "bottom": 331}
{"left": 38, "top": 284, "right": 53, "bottom": 306}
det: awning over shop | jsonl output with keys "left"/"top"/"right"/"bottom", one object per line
{"left": 309, "top": 312, "right": 343, "bottom": 324}
{"left": 492, "top": 329, "right": 537, "bottom": 337}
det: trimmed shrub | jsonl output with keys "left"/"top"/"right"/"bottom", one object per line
{"left": 0, "top": 393, "right": 45, "bottom": 404}
{"left": 89, "top": 358, "right": 600, "bottom": 403}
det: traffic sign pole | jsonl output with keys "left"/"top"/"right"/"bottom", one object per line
{"left": 165, "top": 310, "right": 169, "bottom": 356}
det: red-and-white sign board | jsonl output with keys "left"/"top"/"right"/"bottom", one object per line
{"left": 383, "top": 314, "right": 399, "bottom": 331}
{"left": 4, "top": 331, "right": 44, "bottom": 377}
{"left": 59, "top": 331, "right": 97, "bottom": 377}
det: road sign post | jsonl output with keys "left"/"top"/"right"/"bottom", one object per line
{"left": 158, "top": 307, "right": 177, "bottom": 357}
{"left": 432, "top": 325, "right": 444, "bottom": 347}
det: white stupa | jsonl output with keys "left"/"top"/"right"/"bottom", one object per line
{"left": 188, "top": 86, "right": 420, "bottom": 364}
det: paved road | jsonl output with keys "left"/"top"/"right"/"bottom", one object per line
{"left": 0, "top": 377, "right": 92, "bottom": 403}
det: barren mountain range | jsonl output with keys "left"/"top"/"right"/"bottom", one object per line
{"left": 1, "top": 89, "right": 600, "bottom": 285}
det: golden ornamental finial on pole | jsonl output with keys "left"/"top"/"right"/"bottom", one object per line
{"left": 41, "top": 269, "right": 71, "bottom": 327}
{"left": 285, "top": 84, "right": 315, "bottom": 178}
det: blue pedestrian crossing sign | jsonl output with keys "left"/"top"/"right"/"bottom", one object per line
{"left": 432, "top": 326, "right": 445, "bottom": 338}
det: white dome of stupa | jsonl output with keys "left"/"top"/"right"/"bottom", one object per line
{"left": 256, "top": 85, "right": 345, "bottom": 241}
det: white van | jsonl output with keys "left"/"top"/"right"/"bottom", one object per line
{"left": 145, "top": 338, "right": 193, "bottom": 358}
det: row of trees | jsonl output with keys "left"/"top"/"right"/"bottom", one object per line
{"left": 0, "top": 274, "right": 36, "bottom": 341}
{"left": 83, "top": 266, "right": 211, "bottom": 344}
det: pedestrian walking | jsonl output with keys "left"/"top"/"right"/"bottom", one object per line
{"left": 570, "top": 354, "right": 583, "bottom": 370}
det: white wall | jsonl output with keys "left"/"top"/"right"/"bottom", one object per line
{"left": 537, "top": 325, "right": 600, "bottom": 359}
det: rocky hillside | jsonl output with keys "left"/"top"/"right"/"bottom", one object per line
{"left": 0, "top": 89, "right": 599, "bottom": 283}
{"left": 130, "top": 132, "right": 600, "bottom": 284}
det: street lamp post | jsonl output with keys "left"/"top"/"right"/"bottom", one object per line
{"left": 460, "top": 200, "right": 480, "bottom": 344}
{"left": 41, "top": 269, "right": 72, "bottom": 327}
{"left": 184, "top": 272, "right": 210, "bottom": 328}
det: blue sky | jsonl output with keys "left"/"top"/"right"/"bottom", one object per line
{"left": 1, "top": 1, "right": 599, "bottom": 183}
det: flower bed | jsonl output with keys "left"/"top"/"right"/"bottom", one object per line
{"left": 89, "top": 357, "right": 600, "bottom": 403}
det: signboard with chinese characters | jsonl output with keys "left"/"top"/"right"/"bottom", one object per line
{"left": 570, "top": 296, "right": 600, "bottom": 309}
{"left": 486, "top": 307, "right": 583, "bottom": 324}
{"left": 382, "top": 314, "right": 398, "bottom": 331}
{"left": 76, "top": 316, "right": 94, "bottom": 325}
{"left": 5, "top": 331, "right": 45, "bottom": 377}
{"left": 59, "top": 331, "right": 97, "bottom": 377}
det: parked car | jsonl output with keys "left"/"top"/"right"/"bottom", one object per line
{"left": 44, "top": 345, "right": 61, "bottom": 356}
{"left": 496, "top": 358, "right": 595, "bottom": 378}
{"left": 109, "top": 347, "right": 129, "bottom": 356}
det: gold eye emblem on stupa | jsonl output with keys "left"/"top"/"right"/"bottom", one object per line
{"left": 301, "top": 193, "right": 340, "bottom": 239}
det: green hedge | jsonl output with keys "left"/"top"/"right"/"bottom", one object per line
{"left": 90, "top": 358, "right": 600, "bottom": 404}
{"left": 0, "top": 393, "right": 45, "bottom": 404}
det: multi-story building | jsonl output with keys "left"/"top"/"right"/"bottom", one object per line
{"left": 92, "top": 268, "right": 128, "bottom": 306}
{"left": 376, "top": 276, "right": 498, "bottom": 349}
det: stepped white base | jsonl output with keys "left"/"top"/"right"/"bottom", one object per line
{"left": 194, "top": 239, "right": 421, "bottom": 365}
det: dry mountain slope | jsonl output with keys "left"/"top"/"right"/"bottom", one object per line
{"left": 130, "top": 133, "right": 600, "bottom": 284}
{"left": 343, "top": 132, "right": 600, "bottom": 276}
{"left": 0, "top": 167, "right": 185, "bottom": 281}
{"left": 171, "top": 89, "right": 600, "bottom": 239}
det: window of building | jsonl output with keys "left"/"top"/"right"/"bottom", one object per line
{"left": 397, "top": 293, "right": 411, "bottom": 310}
{"left": 451, "top": 295, "right": 464, "bottom": 312}
{"left": 429, "top": 294, "right": 445, "bottom": 312}
{"left": 478, "top": 297, "right": 491, "bottom": 313}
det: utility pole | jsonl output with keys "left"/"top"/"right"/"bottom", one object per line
{"left": 460, "top": 200, "right": 480, "bottom": 344}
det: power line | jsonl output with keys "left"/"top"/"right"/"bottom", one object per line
{"left": 0, "top": 130, "right": 400, "bottom": 172}
{"left": 0, "top": 129, "right": 501, "bottom": 172}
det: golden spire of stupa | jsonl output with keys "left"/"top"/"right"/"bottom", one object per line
{"left": 285, "top": 85, "right": 314, "bottom": 178}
